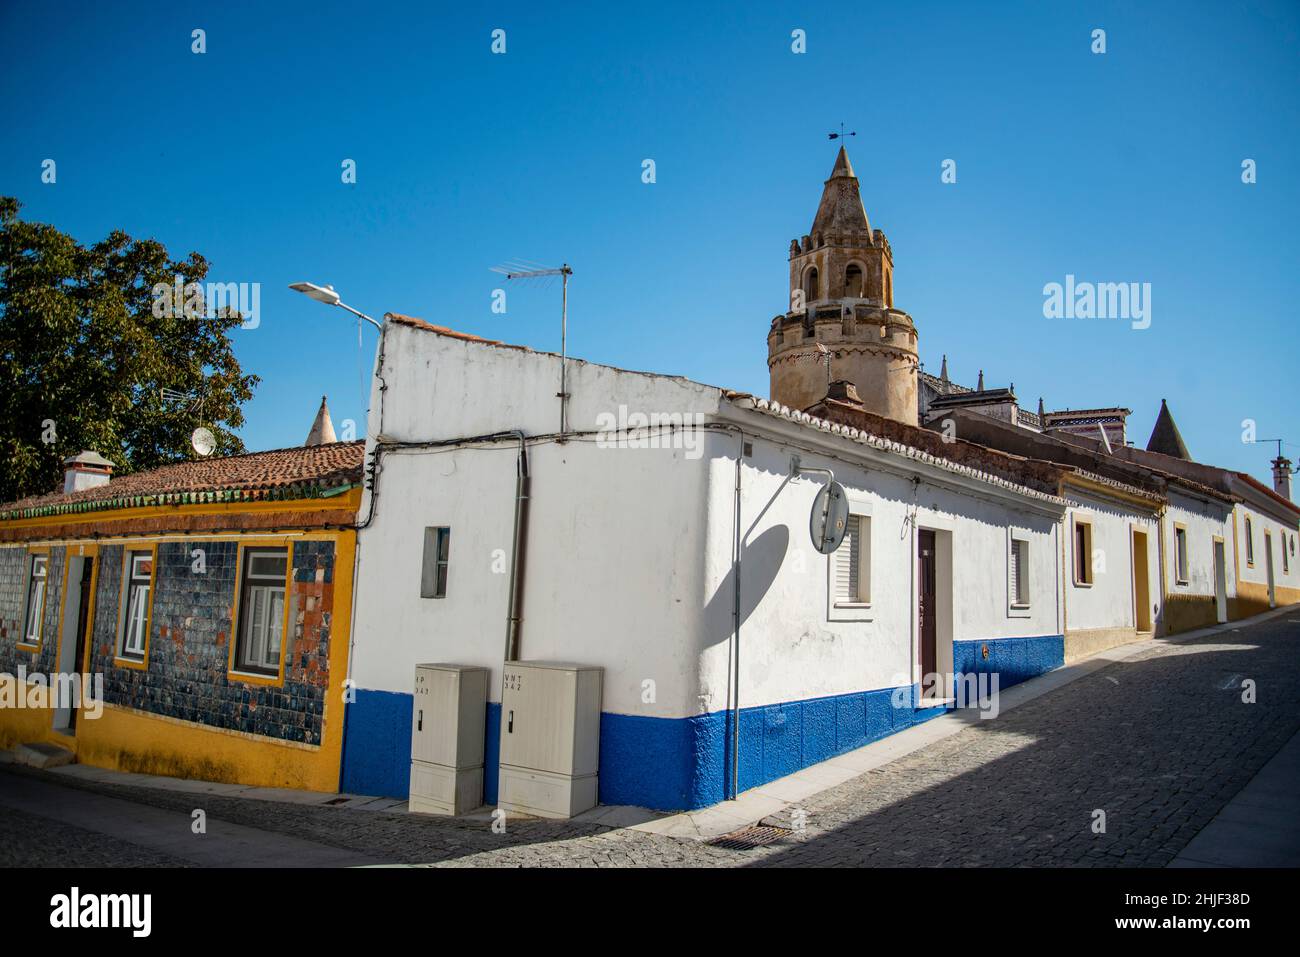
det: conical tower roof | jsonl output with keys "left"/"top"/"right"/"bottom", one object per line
{"left": 305, "top": 395, "right": 337, "bottom": 447}
{"left": 810, "top": 146, "right": 871, "bottom": 236}
{"left": 1145, "top": 399, "right": 1190, "bottom": 460}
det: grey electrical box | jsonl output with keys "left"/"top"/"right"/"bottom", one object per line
{"left": 498, "top": 661, "right": 603, "bottom": 819}
{"left": 408, "top": 663, "right": 487, "bottom": 816}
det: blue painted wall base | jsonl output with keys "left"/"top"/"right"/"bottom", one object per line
{"left": 339, "top": 634, "right": 1064, "bottom": 810}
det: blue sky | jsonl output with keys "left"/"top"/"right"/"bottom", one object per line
{"left": 2, "top": 0, "right": 1297, "bottom": 487}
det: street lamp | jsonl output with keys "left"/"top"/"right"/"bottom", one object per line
{"left": 289, "top": 281, "right": 381, "bottom": 330}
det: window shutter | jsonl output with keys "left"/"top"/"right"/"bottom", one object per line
{"left": 835, "top": 516, "right": 860, "bottom": 602}
{"left": 1009, "top": 539, "right": 1021, "bottom": 604}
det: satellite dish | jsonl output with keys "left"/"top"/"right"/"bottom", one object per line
{"left": 191, "top": 427, "right": 216, "bottom": 456}
{"left": 809, "top": 481, "right": 849, "bottom": 554}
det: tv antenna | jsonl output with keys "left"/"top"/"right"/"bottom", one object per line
{"left": 1254, "top": 438, "right": 1296, "bottom": 472}
{"left": 491, "top": 260, "right": 574, "bottom": 439}
{"left": 159, "top": 386, "right": 217, "bottom": 456}
{"left": 790, "top": 342, "right": 833, "bottom": 393}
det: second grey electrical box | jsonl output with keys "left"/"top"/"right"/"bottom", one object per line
{"left": 408, "top": 663, "right": 487, "bottom": 816}
{"left": 498, "top": 661, "right": 603, "bottom": 819}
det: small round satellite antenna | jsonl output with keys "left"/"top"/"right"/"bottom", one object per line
{"left": 191, "top": 427, "right": 216, "bottom": 456}
{"left": 809, "top": 480, "right": 849, "bottom": 554}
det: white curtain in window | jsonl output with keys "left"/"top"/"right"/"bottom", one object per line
{"left": 125, "top": 584, "right": 149, "bottom": 653}
{"left": 243, "top": 584, "right": 285, "bottom": 669}
{"left": 25, "top": 579, "right": 45, "bottom": 640}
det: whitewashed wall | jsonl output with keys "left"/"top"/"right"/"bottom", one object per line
{"left": 1061, "top": 489, "right": 1160, "bottom": 633}
{"left": 1163, "top": 490, "right": 1236, "bottom": 599}
{"left": 352, "top": 323, "right": 1071, "bottom": 721}
{"left": 695, "top": 414, "right": 1064, "bottom": 715}
{"left": 350, "top": 322, "right": 723, "bottom": 718}
{"left": 1235, "top": 500, "right": 1300, "bottom": 594}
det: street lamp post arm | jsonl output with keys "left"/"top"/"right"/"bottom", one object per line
{"left": 336, "top": 301, "right": 381, "bottom": 330}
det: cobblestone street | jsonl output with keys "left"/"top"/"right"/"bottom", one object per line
{"left": 2, "top": 613, "right": 1298, "bottom": 868}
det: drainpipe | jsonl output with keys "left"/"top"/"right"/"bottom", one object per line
{"left": 730, "top": 432, "right": 743, "bottom": 800}
{"left": 908, "top": 477, "right": 919, "bottom": 701}
{"left": 1058, "top": 511, "right": 1067, "bottom": 640}
{"left": 503, "top": 431, "right": 531, "bottom": 662}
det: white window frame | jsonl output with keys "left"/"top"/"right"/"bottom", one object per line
{"left": 21, "top": 553, "right": 48, "bottom": 647}
{"left": 233, "top": 548, "right": 289, "bottom": 677}
{"left": 117, "top": 550, "right": 153, "bottom": 661}
{"left": 827, "top": 498, "right": 872, "bottom": 622}
{"left": 1007, "top": 529, "right": 1031, "bottom": 617}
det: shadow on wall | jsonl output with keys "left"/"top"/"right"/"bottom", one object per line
{"left": 701, "top": 524, "right": 791, "bottom": 650}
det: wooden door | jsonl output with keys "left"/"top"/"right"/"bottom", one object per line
{"left": 919, "top": 530, "right": 937, "bottom": 694}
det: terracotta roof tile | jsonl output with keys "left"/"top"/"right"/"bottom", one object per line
{"left": 1, "top": 441, "right": 365, "bottom": 519}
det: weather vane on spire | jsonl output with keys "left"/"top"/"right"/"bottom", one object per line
{"left": 828, "top": 123, "right": 856, "bottom": 142}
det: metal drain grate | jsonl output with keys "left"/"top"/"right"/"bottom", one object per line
{"left": 707, "top": 824, "right": 793, "bottom": 850}
{"left": 322, "top": 797, "right": 351, "bottom": 805}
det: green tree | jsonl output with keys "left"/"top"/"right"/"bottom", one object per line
{"left": 0, "top": 196, "right": 258, "bottom": 504}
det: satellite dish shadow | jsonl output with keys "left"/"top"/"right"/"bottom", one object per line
{"left": 701, "top": 524, "right": 791, "bottom": 649}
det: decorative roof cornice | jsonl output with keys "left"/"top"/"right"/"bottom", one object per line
{"left": 725, "top": 394, "right": 1067, "bottom": 507}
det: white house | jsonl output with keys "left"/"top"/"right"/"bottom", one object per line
{"left": 335, "top": 146, "right": 1296, "bottom": 812}
{"left": 340, "top": 316, "right": 1076, "bottom": 810}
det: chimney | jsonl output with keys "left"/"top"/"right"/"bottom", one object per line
{"left": 1273, "top": 455, "right": 1293, "bottom": 501}
{"left": 826, "top": 379, "right": 864, "bottom": 408}
{"left": 63, "top": 451, "right": 115, "bottom": 494}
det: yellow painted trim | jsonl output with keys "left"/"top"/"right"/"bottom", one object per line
{"left": 113, "top": 544, "right": 156, "bottom": 671}
{"left": 1231, "top": 510, "right": 1241, "bottom": 586}
{"left": 1156, "top": 507, "right": 1168, "bottom": 631}
{"left": 1130, "top": 523, "right": 1154, "bottom": 634}
{"left": 1071, "top": 515, "right": 1094, "bottom": 586}
{"left": 226, "top": 538, "right": 293, "bottom": 688}
{"left": 16, "top": 545, "right": 52, "bottom": 652}
{"left": 1172, "top": 521, "right": 1190, "bottom": 585}
{"left": 0, "top": 489, "right": 363, "bottom": 533}
{"left": 71, "top": 701, "right": 338, "bottom": 792}
{"left": 73, "top": 544, "right": 102, "bottom": 732}
{"left": 7, "top": 528, "right": 352, "bottom": 550}
{"left": 1060, "top": 473, "right": 1163, "bottom": 511}
{"left": 0, "top": 530, "right": 356, "bottom": 792}
{"left": 54, "top": 545, "right": 73, "bottom": 673}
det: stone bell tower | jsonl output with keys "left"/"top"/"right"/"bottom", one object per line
{"left": 767, "top": 146, "right": 919, "bottom": 425}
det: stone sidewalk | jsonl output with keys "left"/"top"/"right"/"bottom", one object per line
{"left": 3, "top": 606, "right": 1298, "bottom": 867}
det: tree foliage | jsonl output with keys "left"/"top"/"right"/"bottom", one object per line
{"left": 0, "top": 196, "right": 258, "bottom": 503}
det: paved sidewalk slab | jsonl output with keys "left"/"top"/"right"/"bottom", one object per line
{"left": 1170, "top": 727, "right": 1300, "bottom": 867}
{"left": 0, "top": 772, "right": 382, "bottom": 867}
